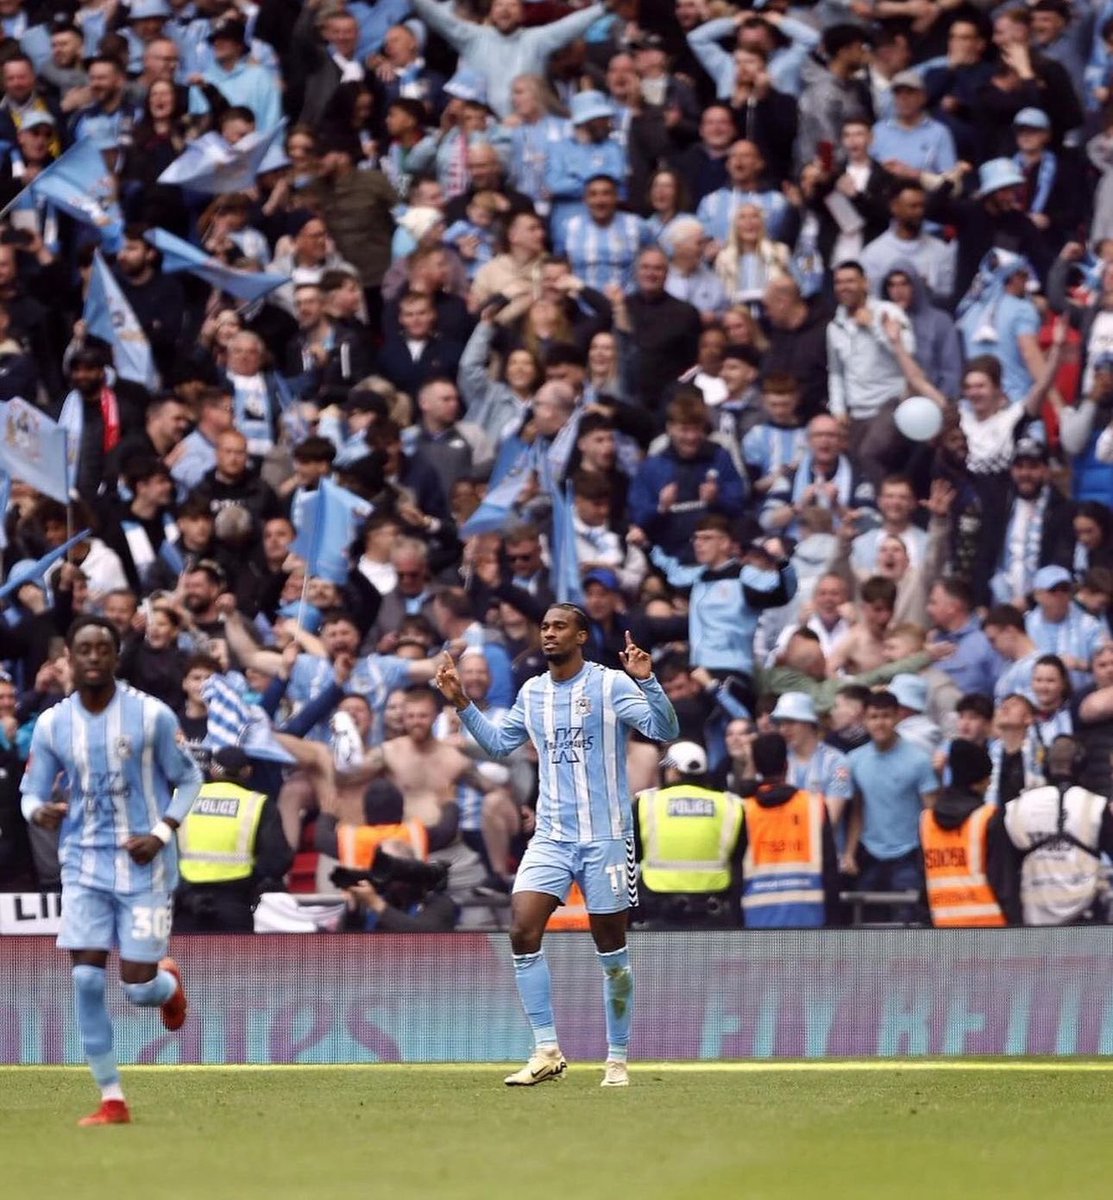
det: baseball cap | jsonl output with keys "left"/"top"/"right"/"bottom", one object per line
{"left": 661, "top": 741, "right": 708, "bottom": 775}
{"left": 583, "top": 568, "right": 620, "bottom": 591}
{"left": 1033, "top": 565, "right": 1073, "bottom": 591}
{"left": 1013, "top": 107, "right": 1051, "bottom": 130}
{"left": 21, "top": 111, "right": 55, "bottom": 130}
{"left": 1012, "top": 436, "right": 1049, "bottom": 464}
{"left": 891, "top": 69, "right": 926, "bottom": 90}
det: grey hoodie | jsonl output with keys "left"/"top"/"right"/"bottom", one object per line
{"left": 882, "top": 260, "right": 964, "bottom": 400}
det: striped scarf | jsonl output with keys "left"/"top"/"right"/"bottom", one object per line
{"left": 201, "top": 673, "right": 249, "bottom": 748}
{"left": 1014, "top": 150, "right": 1056, "bottom": 215}
{"left": 790, "top": 453, "right": 853, "bottom": 510}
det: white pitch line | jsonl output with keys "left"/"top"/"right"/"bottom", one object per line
{"left": 5, "top": 1061, "right": 1113, "bottom": 1074}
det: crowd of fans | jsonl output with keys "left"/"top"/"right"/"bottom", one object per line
{"left": 1, "top": 0, "right": 1113, "bottom": 928}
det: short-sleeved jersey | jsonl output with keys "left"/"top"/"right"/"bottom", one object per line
{"left": 460, "top": 663, "right": 679, "bottom": 844}
{"left": 289, "top": 652, "right": 415, "bottom": 743}
{"left": 21, "top": 685, "right": 202, "bottom": 895}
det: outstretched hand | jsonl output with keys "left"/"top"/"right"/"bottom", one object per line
{"left": 619, "top": 630, "right": 653, "bottom": 681}
{"left": 435, "top": 651, "right": 469, "bottom": 711}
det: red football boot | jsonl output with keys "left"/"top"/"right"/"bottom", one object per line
{"left": 158, "top": 957, "right": 188, "bottom": 1031}
{"left": 78, "top": 1099, "right": 131, "bottom": 1127}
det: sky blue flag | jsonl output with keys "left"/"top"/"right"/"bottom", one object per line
{"left": 57, "top": 390, "right": 82, "bottom": 497}
{"left": 0, "top": 398, "right": 70, "bottom": 502}
{"left": 290, "top": 477, "right": 373, "bottom": 584}
{"left": 460, "top": 444, "right": 535, "bottom": 537}
{"left": 20, "top": 138, "right": 123, "bottom": 253}
{"left": 273, "top": 370, "right": 309, "bottom": 443}
{"left": 84, "top": 251, "right": 159, "bottom": 391}
{"left": 545, "top": 408, "right": 583, "bottom": 487}
{"left": 550, "top": 482, "right": 583, "bottom": 606}
{"left": 0, "top": 530, "right": 90, "bottom": 600}
{"left": 144, "top": 227, "right": 290, "bottom": 302}
{"left": 157, "top": 122, "right": 287, "bottom": 194}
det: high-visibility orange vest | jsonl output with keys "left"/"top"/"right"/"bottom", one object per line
{"left": 546, "top": 883, "right": 590, "bottom": 930}
{"left": 741, "top": 789, "right": 825, "bottom": 927}
{"left": 920, "top": 804, "right": 1006, "bottom": 927}
{"left": 336, "top": 821, "right": 429, "bottom": 868}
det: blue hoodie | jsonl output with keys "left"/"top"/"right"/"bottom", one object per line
{"left": 881, "top": 260, "right": 964, "bottom": 400}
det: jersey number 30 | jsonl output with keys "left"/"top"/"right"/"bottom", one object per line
{"left": 131, "top": 905, "right": 172, "bottom": 941}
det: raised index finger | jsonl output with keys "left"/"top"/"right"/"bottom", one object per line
{"left": 624, "top": 629, "right": 634, "bottom": 648}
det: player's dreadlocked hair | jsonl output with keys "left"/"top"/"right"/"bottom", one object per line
{"left": 548, "top": 603, "right": 589, "bottom": 634}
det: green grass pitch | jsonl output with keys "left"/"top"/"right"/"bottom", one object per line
{"left": 4, "top": 1063, "right": 1113, "bottom": 1199}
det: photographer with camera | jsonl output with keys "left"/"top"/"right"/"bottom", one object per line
{"left": 174, "top": 747, "right": 293, "bottom": 933}
{"left": 334, "top": 843, "right": 457, "bottom": 932}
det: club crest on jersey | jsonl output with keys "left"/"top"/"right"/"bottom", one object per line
{"left": 574, "top": 696, "right": 592, "bottom": 715}
{"left": 115, "top": 735, "right": 133, "bottom": 760}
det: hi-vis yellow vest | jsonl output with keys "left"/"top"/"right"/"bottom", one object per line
{"left": 178, "top": 782, "right": 267, "bottom": 884}
{"left": 637, "top": 785, "right": 743, "bottom": 893}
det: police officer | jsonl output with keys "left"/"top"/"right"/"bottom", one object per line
{"left": 920, "top": 740, "right": 1017, "bottom": 927}
{"left": 632, "top": 741, "right": 744, "bottom": 928}
{"left": 174, "top": 747, "right": 293, "bottom": 932}
{"left": 1003, "top": 735, "right": 1113, "bottom": 926}
{"left": 738, "top": 733, "right": 839, "bottom": 928}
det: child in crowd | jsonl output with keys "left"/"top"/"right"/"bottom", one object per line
{"left": 444, "top": 190, "right": 501, "bottom": 279}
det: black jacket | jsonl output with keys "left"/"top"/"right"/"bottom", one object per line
{"left": 624, "top": 290, "right": 702, "bottom": 417}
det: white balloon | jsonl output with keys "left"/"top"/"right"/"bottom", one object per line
{"left": 894, "top": 395, "right": 943, "bottom": 442}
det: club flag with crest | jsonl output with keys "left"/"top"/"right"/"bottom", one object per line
{"left": 0, "top": 398, "right": 70, "bottom": 502}
{"left": 84, "top": 251, "right": 159, "bottom": 391}
{"left": 550, "top": 481, "right": 583, "bottom": 605}
{"left": 144, "top": 227, "right": 290, "bottom": 302}
{"left": 20, "top": 138, "right": 123, "bottom": 253}
{"left": 460, "top": 444, "right": 534, "bottom": 537}
{"left": 289, "top": 477, "right": 372, "bottom": 584}
{"left": 157, "top": 122, "right": 287, "bottom": 195}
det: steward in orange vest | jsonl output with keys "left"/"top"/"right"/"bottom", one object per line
{"left": 738, "top": 734, "right": 838, "bottom": 928}
{"left": 920, "top": 739, "right": 1018, "bottom": 927}
{"left": 315, "top": 779, "right": 461, "bottom": 863}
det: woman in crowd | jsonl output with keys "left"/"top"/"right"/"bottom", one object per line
{"left": 504, "top": 74, "right": 569, "bottom": 210}
{"left": 644, "top": 167, "right": 693, "bottom": 245}
{"left": 714, "top": 203, "right": 790, "bottom": 312}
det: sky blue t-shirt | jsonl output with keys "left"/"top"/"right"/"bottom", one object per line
{"left": 962, "top": 293, "right": 1041, "bottom": 403}
{"left": 849, "top": 736, "right": 939, "bottom": 860}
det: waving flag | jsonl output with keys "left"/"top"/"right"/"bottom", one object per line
{"left": 0, "top": 398, "right": 70, "bottom": 502}
{"left": 290, "top": 477, "right": 372, "bottom": 584}
{"left": 57, "top": 390, "right": 82, "bottom": 497}
{"left": 0, "top": 529, "right": 90, "bottom": 600}
{"left": 84, "top": 251, "right": 159, "bottom": 391}
{"left": 201, "top": 673, "right": 296, "bottom": 765}
{"left": 550, "top": 481, "right": 583, "bottom": 605}
{"left": 157, "top": 122, "right": 287, "bottom": 194}
{"left": 144, "top": 227, "right": 290, "bottom": 302}
{"left": 0, "top": 469, "right": 10, "bottom": 549}
{"left": 460, "top": 445, "right": 535, "bottom": 537}
{"left": 11, "top": 138, "right": 124, "bottom": 252}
